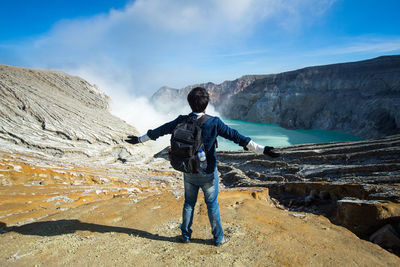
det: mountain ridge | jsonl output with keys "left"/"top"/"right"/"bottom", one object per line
{"left": 152, "top": 55, "right": 400, "bottom": 138}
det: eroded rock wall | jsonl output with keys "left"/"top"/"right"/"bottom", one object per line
{"left": 217, "top": 134, "right": 400, "bottom": 201}
{"left": 152, "top": 56, "right": 400, "bottom": 138}
{"left": 0, "top": 65, "right": 152, "bottom": 165}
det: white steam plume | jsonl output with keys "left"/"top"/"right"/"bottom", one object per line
{"left": 68, "top": 66, "right": 220, "bottom": 150}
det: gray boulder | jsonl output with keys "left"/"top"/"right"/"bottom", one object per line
{"left": 370, "top": 224, "right": 400, "bottom": 252}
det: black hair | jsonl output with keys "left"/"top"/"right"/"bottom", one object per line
{"left": 187, "top": 87, "right": 209, "bottom": 112}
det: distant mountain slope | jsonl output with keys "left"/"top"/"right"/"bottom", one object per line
{"left": 152, "top": 56, "right": 400, "bottom": 138}
{"left": 0, "top": 65, "right": 146, "bottom": 165}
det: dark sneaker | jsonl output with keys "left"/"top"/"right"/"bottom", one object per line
{"left": 214, "top": 235, "right": 230, "bottom": 246}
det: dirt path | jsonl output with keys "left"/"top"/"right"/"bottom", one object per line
{"left": 1, "top": 187, "right": 399, "bottom": 267}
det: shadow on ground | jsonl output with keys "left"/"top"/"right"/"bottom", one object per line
{"left": 0, "top": 220, "right": 212, "bottom": 245}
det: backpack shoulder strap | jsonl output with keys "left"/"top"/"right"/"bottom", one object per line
{"left": 196, "top": 114, "right": 211, "bottom": 126}
{"left": 196, "top": 114, "right": 218, "bottom": 148}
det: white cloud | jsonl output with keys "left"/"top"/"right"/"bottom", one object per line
{"left": 3, "top": 0, "right": 337, "bottom": 95}
{"left": 128, "top": 0, "right": 337, "bottom": 35}
{"left": 3, "top": 2, "right": 315, "bottom": 97}
{"left": 333, "top": 41, "right": 400, "bottom": 54}
{"left": 309, "top": 38, "right": 400, "bottom": 56}
{"left": 0, "top": 0, "right": 338, "bottom": 132}
{"left": 274, "top": 0, "right": 336, "bottom": 31}
{"left": 130, "top": 0, "right": 273, "bottom": 34}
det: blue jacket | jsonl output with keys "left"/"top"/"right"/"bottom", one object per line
{"left": 147, "top": 113, "right": 251, "bottom": 174}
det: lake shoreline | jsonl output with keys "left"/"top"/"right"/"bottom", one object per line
{"left": 217, "top": 118, "right": 363, "bottom": 150}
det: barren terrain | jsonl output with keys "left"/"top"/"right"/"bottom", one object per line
{"left": 1, "top": 63, "right": 400, "bottom": 266}
{"left": 1, "top": 148, "right": 400, "bottom": 266}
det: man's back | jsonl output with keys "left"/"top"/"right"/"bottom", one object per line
{"left": 147, "top": 113, "right": 251, "bottom": 173}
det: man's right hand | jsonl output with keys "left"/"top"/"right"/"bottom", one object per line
{"left": 125, "top": 135, "right": 140, "bottom": 145}
{"left": 263, "top": 146, "right": 280, "bottom": 157}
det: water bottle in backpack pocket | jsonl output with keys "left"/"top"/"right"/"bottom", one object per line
{"left": 198, "top": 148, "right": 207, "bottom": 171}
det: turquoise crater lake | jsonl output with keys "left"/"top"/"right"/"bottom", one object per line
{"left": 217, "top": 118, "right": 363, "bottom": 151}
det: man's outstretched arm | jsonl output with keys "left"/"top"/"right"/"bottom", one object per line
{"left": 125, "top": 135, "right": 150, "bottom": 144}
{"left": 245, "top": 140, "right": 280, "bottom": 157}
{"left": 217, "top": 117, "right": 280, "bottom": 158}
{"left": 125, "top": 115, "right": 186, "bottom": 145}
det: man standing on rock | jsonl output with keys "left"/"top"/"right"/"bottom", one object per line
{"left": 125, "top": 87, "right": 280, "bottom": 246}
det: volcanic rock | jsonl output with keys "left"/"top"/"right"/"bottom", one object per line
{"left": 0, "top": 64, "right": 160, "bottom": 168}
{"left": 152, "top": 56, "right": 400, "bottom": 138}
{"left": 335, "top": 198, "right": 400, "bottom": 236}
{"left": 217, "top": 135, "right": 400, "bottom": 199}
{"left": 370, "top": 224, "right": 400, "bottom": 253}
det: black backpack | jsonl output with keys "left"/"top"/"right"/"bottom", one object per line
{"left": 169, "top": 114, "right": 211, "bottom": 173}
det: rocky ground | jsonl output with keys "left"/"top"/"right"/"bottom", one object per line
{"left": 217, "top": 134, "right": 400, "bottom": 201}
{"left": 216, "top": 135, "right": 400, "bottom": 252}
{"left": 1, "top": 138, "right": 400, "bottom": 266}
{"left": 1, "top": 156, "right": 399, "bottom": 266}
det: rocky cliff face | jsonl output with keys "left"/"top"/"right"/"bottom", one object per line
{"left": 151, "top": 75, "right": 266, "bottom": 114}
{"left": 152, "top": 56, "right": 400, "bottom": 139}
{"left": 0, "top": 64, "right": 154, "bottom": 166}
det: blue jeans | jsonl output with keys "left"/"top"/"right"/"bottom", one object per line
{"left": 180, "top": 169, "right": 223, "bottom": 243}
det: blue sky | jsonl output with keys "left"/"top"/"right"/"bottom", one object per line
{"left": 1, "top": 0, "right": 400, "bottom": 97}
